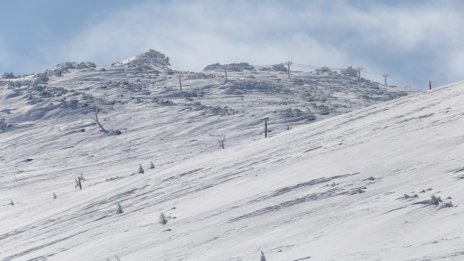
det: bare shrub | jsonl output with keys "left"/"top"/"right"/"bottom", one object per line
{"left": 116, "top": 203, "right": 123, "bottom": 214}
{"left": 159, "top": 212, "right": 168, "bottom": 225}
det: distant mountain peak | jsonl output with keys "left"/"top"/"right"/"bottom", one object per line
{"left": 113, "top": 49, "right": 171, "bottom": 70}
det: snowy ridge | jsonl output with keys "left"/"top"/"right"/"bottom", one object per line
{"left": 3, "top": 50, "right": 457, "bottom": 261}
{"left": 0, "top": 50, "right": 414, "bottom": 136}
{"left": 111, "top": 49, "right": 171, "bottom": 71}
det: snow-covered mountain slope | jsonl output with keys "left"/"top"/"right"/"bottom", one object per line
{"left": 0, "top": 50, "right": 413, "bottom": 138}
{"left": 2, "top": 50, "right": 454, "bottom": 261}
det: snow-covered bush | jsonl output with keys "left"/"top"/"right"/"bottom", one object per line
{"left": 116, "top": 203, "right": 123, "bottom": 214}
{"left": 403, "top": 193, "right": 418, "bottom": 199}
{"left": 113, "top": 49, "right": 170, "bottom": 70}
{"left": 341, "top": 66, "right": 358, "bottom": 77}
{"left": 108, "top": 129, "right": 122, "bottom": 135}
{"left": 36, "top": 72, "right": 49, "bottom": 82}
{"left": 0, "top": 118, "right": 13, "bottom": 132}
{"left": 2, "top": 72, "right": 16, "bottom": 79}
{"left": 430, "top": 195, "right": 442, "bottom": 205}
{"left": 315, "top": 67, "right": 332, "bottom": 74}
{"left": 185, "top": 72, "right": 213, "bottom": 80}
{"left": 227, "top": 62, "right": 254, "bottom": 71}
{"left": 134, "top": 49, "right": 170, "bottom": 66}
{"left": 293, "top": 78, "right": 305, "bottom": 85}
{"left": 56, "top": 61, "right": 96, "bottom": 71}
{"left": 50, "top": 62, "right": 96, "bottom": 76}
{"left": 280, "top": 108, "right": 316, "bottom": 122}
{"left": 258, "top": 67, "right": 271, "bottom": 71}
{"left": 225, "top": 80, "right": 283, "bottom": 95}
{"left": 159, "top": 212, "right": 168, "bottom": 225}
{"left": 440, "top": 201, "right": 453, "bottom": 208}
{"left": 76, "top": 62, "right": 96, "bottom": 69}
{"left": 204, "top": 62, "right": 254, "bottom": 72}
{"left": 272, "top": 63, "right": 288, "bottom": 72}
{"left": 414, "top": 195, "right": 442, "bottom": 206}
{"left": 203, "top": 63, "right": 222, "bottom": 71}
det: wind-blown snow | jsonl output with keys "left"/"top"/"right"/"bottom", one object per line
{"left": 4, "top": 51, "right": 460, "bottom": 261}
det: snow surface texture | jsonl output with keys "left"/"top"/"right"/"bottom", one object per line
{"left": 0, "top": 50, "right": 440, "bottom": 260}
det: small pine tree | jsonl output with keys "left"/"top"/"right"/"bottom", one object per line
{"left": 116, "top": 203, "right": 123, "bottom": 214}
{"left": 150, "top": 161, "right": 155, "bottom": 169}
{"left": 159, "top": 212, "right": 168, "bottom": 225}
{"left": 139, "top": 164, "right": 144, "bottom": 174}
{"left": 75, "top": 177, "right": 83, "bottom": 190}
{"left": 260, "top": 251, "right": 266, "bottom": 261}
{"left": 218, "top": 135, "right": 226, "bottom": 149}
{"left": 218, "top": 139, "right": 225, "bottom": 149}
{"left": 10, "top": 200, "right": 14, "bottom": 206}
{"left": 53, "top": 193, "right": 57, "bottom": 199}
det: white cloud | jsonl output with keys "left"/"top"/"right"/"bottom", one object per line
{"left": 0, "top": 37, "right": 11, "bottom": 70}
{"left": 55, "top": 1, "right": 351, "bottom": 69}
{"left": 448, "top": 50, "right": 464, "bottom": 82}
{"left": 49, "top": 0, "right": 464, "bottom": 87}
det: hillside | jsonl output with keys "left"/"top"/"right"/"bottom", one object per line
{"left": 3, "top": 50, "right": 456, "bottom": 261}
{"left": 0, "top": 50, "right": 412, "bottom": 142}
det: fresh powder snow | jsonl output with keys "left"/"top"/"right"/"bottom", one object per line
{"left": 4, "top": 50, "right": 461, "bottom": 261}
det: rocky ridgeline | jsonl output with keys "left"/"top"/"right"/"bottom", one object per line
{"left": 111, "top": 49, "right": 172, "bottom": 72}
{"left": 0, "top": 49, "right": 416, "bottom": 133}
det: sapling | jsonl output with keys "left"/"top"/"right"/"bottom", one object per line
{"left": 116, "top": 203, "right": 123, "bottom": 214}
{"left": 139, "top": 164, "right": 144, "bottom": 174}
{"left": 94, "top": 104, "right": 108, "bottom": 133}
{"left": 75, "top": 176, "right": 83, "bottom": 190}
{"left": 150, "top": 161, "right": 155, "bottom": 169}
{"left": 218, "top": 139, "right": 225, "bottom": 149}
{"left": 218, "top": 135, "right": 226, "bottom": 149}
{"left": 159, "top": 212, "right": 168, "bottom": 225}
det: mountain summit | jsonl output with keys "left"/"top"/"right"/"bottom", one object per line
{"left": 112, "top": 49, "right": 171, "bottom": 70}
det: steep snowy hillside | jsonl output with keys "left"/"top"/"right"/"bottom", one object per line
{"left": 0, "top": 50, "right": 446, "bottom": 261}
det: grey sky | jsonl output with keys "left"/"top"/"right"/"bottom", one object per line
{"left": 1, "top": 0, "right": 463, "bottom": 89}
